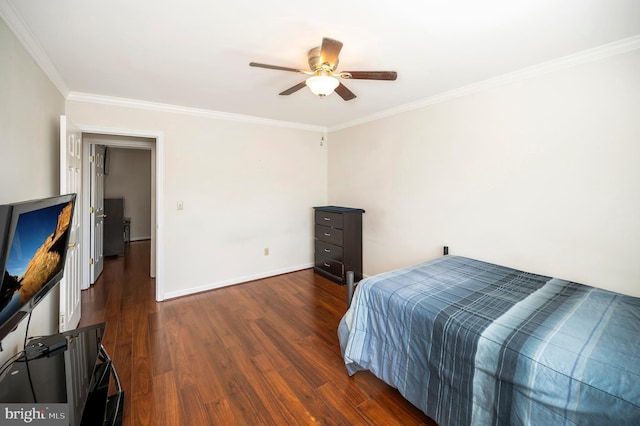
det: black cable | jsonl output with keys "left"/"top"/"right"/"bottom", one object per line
{"left": 23, "top": 312, "right": 31, "bottom": 349}
{"left": 0, "top": 315, "right": 36, "bottom": 377}
{"left": 23, "top": 312, "right": 38, "bottom": 403}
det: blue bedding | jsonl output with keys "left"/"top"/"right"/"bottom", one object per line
{"left": 338, "top": 256, "right": 640, "bottom": 425}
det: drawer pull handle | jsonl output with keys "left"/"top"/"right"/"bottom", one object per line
{"left": 324, "top": 248, "right": 331, "bottom": 253}
{"left": 324, "top": 263, "right": 330, "bottom": 267}
{"left": 324, "top": 217, "right": 331, "bottom": 221}
{"left": 324, "top": 232, "right": 331, "bottom": 237}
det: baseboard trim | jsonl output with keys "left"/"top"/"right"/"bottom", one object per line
{"left": 162, "top": 263, "right": 314, "bottom": 300}
{"left": 129, "top": 236, "right": 151, "bottom": 242}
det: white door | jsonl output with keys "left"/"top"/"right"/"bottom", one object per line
{"left": 60, "top": 115, "right": 82, "bottom": 331}
{"left": 90, "top": 144, "right": 106, "bottom": 283}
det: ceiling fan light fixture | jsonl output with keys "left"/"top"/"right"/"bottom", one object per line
{"left": 305, "top": 75, "right": 339, "bottom": 97}
{"left": 250, "top": 37, "right": 397, "bottom": 101}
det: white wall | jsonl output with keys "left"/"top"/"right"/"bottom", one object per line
{"left": 65, "top": 101, "right": 328, "bottom": 298}
{"left": 0, "top": 18, "right": 65, "bottom": 358}
{"left": 104, "top": 147, "right": 152, "bottom": 241}
{"left": 0, "top": 20, "right": 64, "bottom": 201}
{"left": 328, "top": 49, "right": 640, "bottom": 297}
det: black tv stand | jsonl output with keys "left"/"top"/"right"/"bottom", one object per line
{"left": 0, "top": 323, "right": 123, "bottom": 426}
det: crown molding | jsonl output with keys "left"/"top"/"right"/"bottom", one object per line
{"left": 3, "top": 0, "right": 637, "bottom": 134}
{"left": 67, "top": 92, "right": 328, "bottom": 133}
{"left": 1, "top": 0, "right": 322, "bottom": 132}
{"left": 330, "top": 35, "right": 640, "bottom": 132}
{"left": 0, "top": 0, "right": 69, "bottom": 96}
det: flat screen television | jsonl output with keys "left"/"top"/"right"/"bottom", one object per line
{"left": 0, "top": 194, "right": 76, "bottom": 342}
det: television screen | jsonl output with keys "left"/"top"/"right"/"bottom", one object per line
{"left": 0, "top": 194, "right": 76, "bottom": 341}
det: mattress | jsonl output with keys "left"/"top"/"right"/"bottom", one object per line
{"left": 338, "top": 255, "right": 640, "bottom": 425}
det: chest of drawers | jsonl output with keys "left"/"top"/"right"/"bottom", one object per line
{"left": 313, "top": 206, "right": 364, "bottom": 285}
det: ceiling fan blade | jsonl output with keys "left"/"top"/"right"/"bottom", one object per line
{"left": 335, "top": 83, "right": 356, "bottom": 101}
{"left": 320, "top": 38, "right": 343, "bottom": 69}
{"left": 249, "top": 62, "right": 309, "bottom": 74}
{"left": 341, "top": 71, "right": 398, "bottom": 80}
{"left": 279, "top": 81, "right": 307, "bottom": 96}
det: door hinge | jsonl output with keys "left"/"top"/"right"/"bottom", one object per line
{"left": 90, "top": 155, "right": 95, "bottom": 163}
{"left": 90, "top": 258, "right": 94, "bottom": 265}
{"left": 90, "top": 206, "right": 94, "bottom": 214}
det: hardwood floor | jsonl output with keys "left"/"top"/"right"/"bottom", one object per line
{"left": 79, "top": 241, "right": 437, "bottom": 425}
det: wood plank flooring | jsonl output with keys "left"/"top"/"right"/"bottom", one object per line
{"left": 79, "top": 241, "right": 437, "bottom": 425}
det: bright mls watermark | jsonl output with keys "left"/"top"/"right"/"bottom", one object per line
{"left": 0, "top": 404, "right": 68, "bottom": 425}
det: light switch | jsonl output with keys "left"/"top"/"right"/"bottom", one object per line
{"left": 177, "top": 201, "right": 184, "bottom": 210}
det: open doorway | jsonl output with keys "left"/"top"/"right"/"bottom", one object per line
{"left": 85, "top": 137, "right": 153, "bottom": 284}
{"left": 76, "top": 127, "right": 164, "bottom": 302}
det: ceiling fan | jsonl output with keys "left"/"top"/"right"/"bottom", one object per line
{"left": 249, "top": 37, "right": 397, "bottom": 101}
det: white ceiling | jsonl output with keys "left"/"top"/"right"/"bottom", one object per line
{"left": 2, "top": 0, "right": 639, "bottom": 129}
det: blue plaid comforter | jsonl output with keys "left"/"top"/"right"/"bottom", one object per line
{"left": 338, "top": 256, "right": 640, "bottom": 425}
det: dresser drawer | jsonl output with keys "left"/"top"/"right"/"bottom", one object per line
{"left": 314, "top": 256, "right": 344, "bottom": 279}
{"left": 315, "top": 224, "right": 343, "bottom": 246}
{"left": 315, "top": 240, "right": 343, "bottom": 262}
{"left": 314, "top": 210, "right": 343, "bottom": 229}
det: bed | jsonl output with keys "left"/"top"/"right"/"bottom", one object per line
{"left": 338, "top": 255, "right": 640, "bottom": 425}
